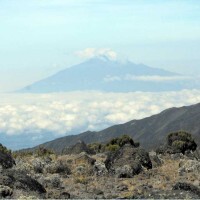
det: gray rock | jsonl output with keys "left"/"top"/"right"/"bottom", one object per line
{"left": 32, "top": 158, "right": 45, "bottom": 173}
{"left": 62, "top": 140, "right": 94, "bottom": 155}
{"left": 45, "top": 161, "right": 71, "bottom": 175}
{"left": 47, "top": 189, "right": 70, "bottom": 199}
{"left": 0, "top": 185, "right": 13, "bottom": 198}
{"left": 0, "top": 169, "right": 46, "bottom": 197}
{"left": 149, "top": 152, "right": 163, "bottom": 168}
{"left": 41, "top": 175, "right": 62, "bottom": 189}
{"left": 171, "top": 153, "right": 184, "bottom": 160}
{"left": 105, "top": 145, "right": 152, "bottom": 178}
{"left": 93, "top": 188, "right": 104, "bottom": 195}
{"left": 115, "top": 164, "right": 142, "bottom": 178}
{"left": 116, "top": 184, "right": 128, "bottom": 191}
{"left": 74, "top": 152, "right": 96, "bottom": 166}
{"left": 193, "top": 180, "right": 200, "bottom": 187}
{"left": 179, "top": 159, "right": 200, "bottom": 174}
{"left": 173, "top": 182, "right": 200, "bottom": 197}
{"left": 93, "top": 161, "right": 108, "bottom": 176}
{"left": 132, "top": 183, "right": 200, "bottom": 199}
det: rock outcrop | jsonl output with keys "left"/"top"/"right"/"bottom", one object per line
{"left": 0, "top": 169, "right": 46, "bottom": 198}
{"left": 179, "top": 159, "right": 200, "bottom": 174}
{"left": 173, "top": 182, "right": 200, "bottom": 197}
{"left": 62, "top": 140, "right": 94, "bottom": 155}
{"left": 105, "top": 144, "right": 152, "bottom": 177}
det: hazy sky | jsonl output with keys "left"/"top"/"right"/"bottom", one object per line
{"left": 0, "top": 0, "right": 200, "bottom": 92}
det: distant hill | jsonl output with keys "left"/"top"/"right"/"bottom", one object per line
{"left": 25, "top": 102, "right": 200, "bottom": 153}
{"left": 19, "top": 56, "right": 198, "bottom": 93}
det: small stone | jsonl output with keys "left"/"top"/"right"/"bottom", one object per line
{"left": 0, "top": 185, "right": 13, "bottom": 198}
{"left": 193, "top": 180, "right": 199, "bottom": 187}
{"left": 116, "top": 184, "right": 128, "bottom": 191}
{"left": 93, "top": 188, "right": 104, "bottom": 195}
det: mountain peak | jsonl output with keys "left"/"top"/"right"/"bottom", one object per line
{"left": 18, "top": 58, "right": 194, "bottom": 93}
{"left": 88, "top": 55, "right": 115, "bottom": 63}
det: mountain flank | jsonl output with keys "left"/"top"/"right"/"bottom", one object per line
{"left": 25, "top": 102, "right": 200, "bottom": 153}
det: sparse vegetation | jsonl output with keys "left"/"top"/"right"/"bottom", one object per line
{"left": 74, "top": 175, "right": 89, "bottom": 185}
{"left": 0, "top": 143, "right": 12, "bottom": 155}
{"left": 88, "top": 143, "right": 102, "bottom": 153}
{"left": 12, "top": 151, "right": 33, "bottom": 159}
{"left": 13, "top": 147, "right": 56, "bottom": 159}
{"left": 35, "top": 146, "right": 56, "bottom": 157}
{"left": 107, "top": 134, "right": 136, "bottom": 147}
{"left": 88, "top": 135, "right": 139, "bottom": 153}
{"left": 105, "top": 144, "right": 120, "bottom": 152}
{"left": 1, "top": 131, "right": 199, "bottom": 199}
{"left": 45, "top": 161, "right": 71, "bottom": 175}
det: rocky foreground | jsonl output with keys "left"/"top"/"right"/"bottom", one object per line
{"left": 0, "top": 132, "right": 200, "bottom": 199}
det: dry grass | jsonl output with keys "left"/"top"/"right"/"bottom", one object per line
{"left": 103, "top": 156, "right": 182, "bottom": 194}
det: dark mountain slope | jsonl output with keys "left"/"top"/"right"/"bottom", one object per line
{"left": 25, "top": 102, "right": 200, "bottom": 153}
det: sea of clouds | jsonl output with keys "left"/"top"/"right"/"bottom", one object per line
{"left": 1, "top": 90, "right": 200, "bottom": 149}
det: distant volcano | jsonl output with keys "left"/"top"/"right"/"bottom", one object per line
{"left": 19, "top": 56, "right": 198, "bottom": 93}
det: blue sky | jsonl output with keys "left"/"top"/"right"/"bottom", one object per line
{"left": 0, "top": 0, "right": 200, "bottom": 92}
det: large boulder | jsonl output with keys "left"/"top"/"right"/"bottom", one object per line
{"left": 0, "top": 169, "right": 46, "bottom": 197}
{"left": 74, "top": 152, "right": 96, "bottom": 165}
{"left": 73, "top": 153, "right": 96, "bottom": 176}
{"left": 105, "top": 144, "right": 152, "bottom": 178}
{"left": 93, "top": 161, "right": 108, "bottom": 176}
{"left": 62, "top": 140, "right": 94, "bottom": 155}
{"left": 149, "top": 151, "right": 163, "bottom": 168}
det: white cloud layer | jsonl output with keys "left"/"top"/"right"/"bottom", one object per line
{"left": 104, "top": 75, "right": 192, "bottom": 82}
{"left": 75, "top": 48, "right": 117, "bottom": 60}
{"left": 0, "top": 90, "right": 200, "bottom": 143}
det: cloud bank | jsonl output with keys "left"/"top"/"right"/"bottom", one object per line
{"left": 104, "top": 75, "right": 192, "bottom": 82}
{"left": 1, "top": 90, "right": 200, "bottom": 149}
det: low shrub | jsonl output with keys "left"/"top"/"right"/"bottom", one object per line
{"left": 0, "top": 144, "right": 12, "bottom": 155}
{"left": 105, "top": 144, "right": 120, "bottom": 152}
{"left": 167, "top": 131, "right": 197, "bottom": 153}
{"left": 35, "top": 147, "right": 55, "bottom": 157}
{"left": 88, "top": 135, "right": 138, "bottom": 153}
{"left": 74, "top": 175, "right": 89, "bottom": 184}
{"left": 12, "top": 151, "right": 33, "bottom": 159}
{"left": 45, "top": 161, "right": 71, "bottom": 175}
{"left": 88, "top": 143, "right": 102, "bottom": 153}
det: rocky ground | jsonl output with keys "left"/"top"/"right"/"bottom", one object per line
{"left": 0, "top": 133, "right": 200, "bottom": 199}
